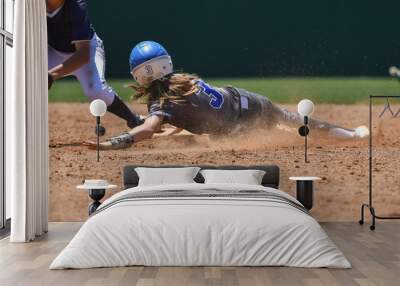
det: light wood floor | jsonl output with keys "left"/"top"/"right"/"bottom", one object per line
{"left": 0, "top": 222, "right": 399, "bottom": 286}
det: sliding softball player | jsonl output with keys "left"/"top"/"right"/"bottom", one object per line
{"left": 46, "top": 0, "right": 142, "bottom": 128}
{"left": 84, "top": 41, "right": 369, "bottom": 150}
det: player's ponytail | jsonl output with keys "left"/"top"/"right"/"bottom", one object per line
{"left": 128, "top": 73, "right": 199, "bottom": 104}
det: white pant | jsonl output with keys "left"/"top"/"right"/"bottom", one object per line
{"left": 48, "top": 34, "right": 115, "bottom": 106}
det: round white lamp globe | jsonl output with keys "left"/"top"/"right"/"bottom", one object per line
{"left": 89, "top": 99, "right": 107, "bottom": 117}
{"left": 298, "top": 99, "right": 315, "bottom": 117}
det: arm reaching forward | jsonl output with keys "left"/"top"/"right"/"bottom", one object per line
{"left": 49, "top": 41, "right": 91, "bottom": 81}
{"left": 83, "top": 115, "right": 163, "bottom": 150}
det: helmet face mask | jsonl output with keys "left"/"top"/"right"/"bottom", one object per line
{"left": 129, "top": 41, "right": 173, "bottom": 86}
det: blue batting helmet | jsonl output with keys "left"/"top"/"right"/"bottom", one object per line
{"left": 129, "top": 41, "right": 173, "bottom": 85}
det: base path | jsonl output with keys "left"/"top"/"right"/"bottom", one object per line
{"left": 49, "top": 103, "right": 400, "bottom": 222}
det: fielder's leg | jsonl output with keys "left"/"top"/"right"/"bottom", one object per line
{"left": 74, "top": 35, "right": 143, "bottom": 128}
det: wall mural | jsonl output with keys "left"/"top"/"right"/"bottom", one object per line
{"left": 46, "top": 0, "right": 400, "bottom": 223}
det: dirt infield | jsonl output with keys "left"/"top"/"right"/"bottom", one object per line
{"left": 49, "top": 102, "right": 400, "bottom": 222}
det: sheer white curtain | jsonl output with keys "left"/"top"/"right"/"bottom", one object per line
{"left": 8, "top": 0, "right": 48, "bottom": 242}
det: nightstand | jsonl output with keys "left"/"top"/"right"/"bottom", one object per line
{"left": 289, "top": 176, "right": 321, "bottom": 210}
{"left": 77, "top": 180, "right": 117, "bottom": 215}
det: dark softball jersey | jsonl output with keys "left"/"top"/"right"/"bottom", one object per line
{"left": 47, "top": 0, "right": 95, "bottom": 53}
{"left": 148, "top": 80, "right": 275, "bottom": 135}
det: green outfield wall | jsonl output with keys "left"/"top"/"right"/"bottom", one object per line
{"left": 89, "top": 0, "right": 400, "bottom": 78}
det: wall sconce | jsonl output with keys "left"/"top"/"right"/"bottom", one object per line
{"left": 297, "top": 99, "right": 315, "bottom": 163}
{"left": 89, "top": 99, "right": 107, "bottom": 162}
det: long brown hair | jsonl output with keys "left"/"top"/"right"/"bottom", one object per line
{"left": 128, "top": 73, "right": 200, "bottom": 104}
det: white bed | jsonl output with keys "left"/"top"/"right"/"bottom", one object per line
{"left": 50, "top": 182, "right": 350, "bottom": 269}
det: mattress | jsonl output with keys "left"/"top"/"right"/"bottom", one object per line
{"left": 50, "top": 183, "right": 351, "bottom": 269}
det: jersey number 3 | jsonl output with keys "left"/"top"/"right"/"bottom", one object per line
{"left": 196, "top": 80, "right": 224, "bottom": 109}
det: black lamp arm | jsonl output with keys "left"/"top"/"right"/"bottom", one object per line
{"left": 96, "top": 116, "right": 100, "bottom": 162}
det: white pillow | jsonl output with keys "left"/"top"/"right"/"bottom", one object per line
{"left": 200, "top": 169, "right": 266, "bottom": 185}
{"left": 135, "top": 167, "right": 201, "bottom": 186}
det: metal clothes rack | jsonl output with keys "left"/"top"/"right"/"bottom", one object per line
{"left": 359, "top": 95, "right": 400, "bottom": 230}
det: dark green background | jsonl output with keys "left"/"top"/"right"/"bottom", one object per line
{"left": 89, "top": 0, "right": 400, "bottom": 78}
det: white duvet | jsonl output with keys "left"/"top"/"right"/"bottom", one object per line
{"left": 50, "top": 183, "right": 350, "bottom": 269}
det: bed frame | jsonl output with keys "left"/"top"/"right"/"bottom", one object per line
{"left": 122, "top": 165, "right": 280, "bottom": 189}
